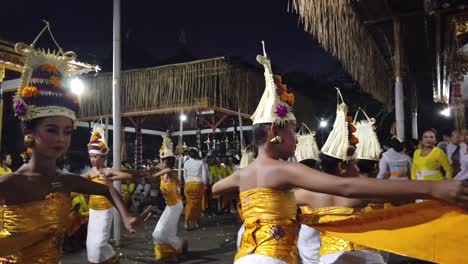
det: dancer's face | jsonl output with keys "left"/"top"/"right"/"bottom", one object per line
{"left": 32, "top": 116, "right": 73, "bottom": 159}
{"left": 90, "top": 154, "right": 106, "bottom": 167}
{"left": 422, "top": 131, "right": 436, "bottom": 148}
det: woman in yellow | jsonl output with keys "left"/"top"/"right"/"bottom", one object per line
{"left": 83, "top": 122, "right": 136, "bottom": 264}
{"left": 0, "top": 153, "right": 12, "bottom": 175}
{"left": 212, "top": 43, "right": 468, "bottom": 264}
{"left": 0, "top": 40, "right": 148, "bottom": 263}
{"left": 411, "top": 129, "right": 452, "bottom": 181}
{"left": 148, "top": 135, "right": 187, "bottom": 261}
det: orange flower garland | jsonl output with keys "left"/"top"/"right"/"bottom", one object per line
{"left": 20, "top": 86, "right": 40, "bottom": 97}
{"left": 41, "top": 64, "right": 58, "bottom": 73}
{"left": 275, "top": 75, "right": 295, "bottom": 107}
{"left": 49, "top": 76, "right": 62, "bottom": 87}
{"left": 347, "top": 116, "right": 359, "bottom": 145}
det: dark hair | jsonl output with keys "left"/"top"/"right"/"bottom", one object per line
{"left": 388, "top": 138, "right": 404, "bottom": 152}
{"left": 299, "top": 159, "right": 317, "bottom": 169}
{"left": 163, "top": 156, "right": 176, "bottom": 168}
{"left": 319, "top": 153, "right": 341, "bottom": 175}
{"left": 252, "top": 123, "right": 270, "bottom": 147}
{"left": 356, "top": 159, "right": 378, "bottom": 176}
{"left": 421, "top": 128, "right": 438, "bottom": 138}
{"left": 188, "top": 148, "right": 199, "bottom": 159}
{"left": 21, "top": 118, "right": 42, "bottom": 135}
{"left": 1, "top": 153, "right": 10, "bottom": 162}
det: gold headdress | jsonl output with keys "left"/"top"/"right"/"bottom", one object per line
{"left": 88, "top": 122, "right": 110, "bottom": 155}
{"left": 159, "top": 134, "right": 175, "bottom": 159}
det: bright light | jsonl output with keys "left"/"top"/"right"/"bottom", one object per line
{"left": 319, "top": 119, "right": 328, "bottom": 128}
{"left": 180, "top": 114, "right": 187, "bottom": 122}
{"left": 440, "top": 107, "right": 451, "bottom": 117}
{"left": 70, "top": 78, "right": 85, "bottom": 95}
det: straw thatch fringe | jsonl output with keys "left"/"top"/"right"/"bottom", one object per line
{"left": 79, "top": 57, "right": 264, "bottom": 119}
{"left": 289, "top": 0, "right": 393, "bottom": 109}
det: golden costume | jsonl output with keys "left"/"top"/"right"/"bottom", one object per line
{"left": 235, "top": 188, "right": 298, "bottom": 264}
{"left": 0, "top": 193, "right": 70, "bottom": 263}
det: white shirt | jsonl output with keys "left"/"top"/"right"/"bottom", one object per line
{"left": 447, "top": 143, "right": 465, "bottom": 164}
{"left": 455, "top": 144, "right": 468, "bottom": 181}
{"left": 377, "top": 148, "right": 411, "bottom": 180}
{"left": 183, "top": 158, "right": 211, "bottom": 184}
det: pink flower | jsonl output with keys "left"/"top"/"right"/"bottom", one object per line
{"left": 274, "top": 104, "right": 289, "bottom": 118}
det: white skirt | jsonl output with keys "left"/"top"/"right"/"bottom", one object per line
{"left": 298, "top": 224, "right": 320, "bottom": 264}
{"left": 234, "top": 254, "right": 288, "bottom": 264}
{"left": 152, "top": 201, "right": 184, "bottom": 251}
{"left": 86, "top": 208, "right": 115, "bottom": 263}
{"left": 320, "top": 250, "right": 386, "bottom": 264}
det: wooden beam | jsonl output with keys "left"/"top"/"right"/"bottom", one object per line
{"left": 214, "top": 114, "right": 229, "bottom": 129}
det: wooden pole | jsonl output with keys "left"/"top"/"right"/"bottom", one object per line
{"left": 112, "top": 0, "right": 122, "bottom": 245}
{"left": 394, "top": 17, "right": 405, "bottom": 141}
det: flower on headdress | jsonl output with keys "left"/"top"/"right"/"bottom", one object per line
{"left": 20, "top": 86, "right": 40, "bottom": 97}
{"left": 14, "top": 101, "right": 27, "bottom": 117}
{"left": 101, "top": 148, "right": 107, "bottom": 154}
{"left": 26, "top": 147, "right": 33, "bottom": 154}
{"left": 350, "top": 134, "right": 359, "bottom": 145}
{"left": 41, "top": 64, "right": 58, "bottom": 73}
{"left": 87, "top": 143, "right": 91, "bottom": 147}
{"left": 98, "top": 142, "right": 105, "bottom": 148}
{"left": 91, "top": 135, "right": 99, "bottom": 142}
{"left": 49, "top": 76, "right": 62, "bottom": 87}
{"left": 274, "top": 104, "right": 289, "bottom": 118}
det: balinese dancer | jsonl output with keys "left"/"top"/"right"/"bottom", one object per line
{"left": 295, "top": 124, "right": 321, "bottom": 264}
{"left": 296, "top": 101, "right": 387, "bottom": 264}
{"left": 0, "top": 38, "right": 148, "bottom": 263}
{"left": 213, "top": 42, "right": 468, "bottom": 264}
{"left": 148, "top": 135, "right": 187, "bottom": 261}
{"left": 183, "top": 147, "right": 210, "bottom": 229}
{"left": 83, "top": 123, "right": 136, "bottom": 264}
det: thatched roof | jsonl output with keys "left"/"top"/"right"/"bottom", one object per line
{"left": 289, "top": 0, "right": 468, "bottom": 110}
{"left": 79, "top": 57, "right": 264, "bottom": 120}
{"left": 290, "top": 0, "right": 393, "bottom": 108}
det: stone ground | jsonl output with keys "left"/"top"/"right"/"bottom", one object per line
{"left": 62, "top": 213, "right": 241, "bottom": 264}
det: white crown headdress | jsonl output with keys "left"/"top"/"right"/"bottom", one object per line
{"left": 88, "top": 122, "right": 110, "bottom": 155}
{"left": 295, "top": 123, "right": 320, "bottom": 161}
{"left": 239, "top": 145, "right": 255, "bottom": 169}
{"left": 251, "top": 41, "right": 296, "bottom": 125}
{"left": 354, "top": 108, "right": 382, "bottom": 161}
{"left": 321, "top": 88, "right": 359, "bottom": 161}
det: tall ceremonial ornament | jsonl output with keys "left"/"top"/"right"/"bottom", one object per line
{"left": 295, "top": 123, "right": 320, "bottom": 162}
{"left": 88, "top": 121, "right": 111, "bottom": 156}
{"left": 251, "top": 41, "right": 295, "bottom": 125}
{"left": 354, "top": 108, "right": 382, "bottom": 161}
{"left": 321, "top": 88, "right": 358, "bottom": 160}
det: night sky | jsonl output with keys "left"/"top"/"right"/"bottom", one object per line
{"left": 1, "top": 0, "right": 341, "bottom": 74}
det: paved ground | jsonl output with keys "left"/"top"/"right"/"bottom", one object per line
{"left": 62, "top": 213, "right": 241, "bottom": 264}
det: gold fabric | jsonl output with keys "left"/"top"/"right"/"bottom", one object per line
{"left": 160, "top": 177, "right": 181, "bottom": 206}
{"left": 236, "top": 188, "right": 298, "bottom": 264}
{"left": 310, "top": 201, "right": 468, "bottom": 264}
{"left": 154, "top": 243, "right": 177, "bottom": 260}
{"left": 184, "top": 181, "right": 204, "bottom": 224}
{"left": 300, "top": 206, "right": 376, "bottom": 257}
{"left": 0, "top": 192, "right": 70, "bottom": 263}
{"left": 89, "top": 176, "right": 113, "bottom": 210}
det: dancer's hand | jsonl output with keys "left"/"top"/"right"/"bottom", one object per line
{"left": 123, "top": 206, "right": 152, "bottom": 233}
{"left": 431, "top": 180, "right": 468, "bottom": 209}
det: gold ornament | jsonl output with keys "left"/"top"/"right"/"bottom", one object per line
{"left": 269, "top": 136, "right": 283, "bottom": 144}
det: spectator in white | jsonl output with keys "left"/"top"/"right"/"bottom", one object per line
{"left": 377, "top": 138, "right": 412, "bottom": 180}
{"left": 133, "top": 176, "right": 151, "bottom": 212}
{"left": 455, "top": 130, "right": 468, "bottom": 181}
{"left": 447, "top": 130, "right": 463, "bottom": 175}
{"left": 437, "top": 131, "right": 451, "bottom": 153}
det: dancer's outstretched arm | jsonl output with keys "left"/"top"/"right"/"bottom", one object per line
{"left": 212, "top": 171, "right": 239, "bottom": 194}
